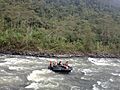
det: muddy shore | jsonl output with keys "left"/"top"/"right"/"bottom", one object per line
{"left": 0, "top": 49, "right": 119, "bottom": 58}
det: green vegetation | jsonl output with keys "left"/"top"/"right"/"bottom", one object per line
{"left": 0, "top": 0, "right": 120, "bottom": 54}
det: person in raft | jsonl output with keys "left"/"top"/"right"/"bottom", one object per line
{"left": 63, "top": 61, "right": 69, "bottom": 69}
{"left": 49, "top": 61, "right": 53, "bottom": 67}
{"left": 58, "top": 61, "right": 63, "bottom": 66}
{"left": 53, "top": 61, "right": 57, "bottom": 67}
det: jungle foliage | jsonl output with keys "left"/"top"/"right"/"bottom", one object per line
{"left": 0, "top": 0, "right": 120, "bottom": 54}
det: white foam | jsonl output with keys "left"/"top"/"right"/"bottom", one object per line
{"left": 71, "top": 86, "right": 81, "bottom": 90}
{"left": 25, "top": 82, "right": 39, "bottom": 90}
{"left": 27, "top": 69, "right": 52, "bottom": 82}
{"left": 72, "top": 63, "right": 81, "bottom": 67}
{"left": 40, "top": 81, "right": 59, "bottom": 88}
{"left": 88, "top": 58, "right": 110, "bottom": 66}
{"left": 81, "top": 69, "right": 92, "bottom": 75}
{"left": 92, "top": 84, "right": 99, "bottom": 90}
{"left": 9, "top": 66, "right": 28, "bottom": 71}
{"left": 81, "top": 77, "right": 85, "bottom": 80}
{"left": 25, "top": 56, "right": 36, "bottom": 59}
{"left": 38, "top": 57, "right": 57, "bottom": 61}
{"left": 26, "top": 69, "right": 62, "bottom": 89}
{"left": 101, "top": 81, "right": 110, "bottom": 89}
{"left": 97, "top": 80, "right": 111, "bottom": 89}
{"left": 97, "top": 81, "right": 101, "bottom": 85}
{"left": 109, "top": 79, "right": 114, "bottom": 82}
{"left": 117, "top": 59, "right": 120, "bottom": 63}
{"left": 89, "top": 58, "right": 120, "bottom": 67}
{"left": 81, "top": 77, "right": 90, "bottom": 80}
{"left": 111, "top": 73, "right": 120, "bottom": 76}
{"left": 49, "top": 76, "right": 64, "bottom": 81}
{"left": 0, "top": 69, "right": 5, "bottom": 72}
{"left": 26, "top": 81, "right": 59, "bottom": 89}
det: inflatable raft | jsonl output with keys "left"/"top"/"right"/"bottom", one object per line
{"left": 48, "top": 65, "right": 72, "bottom": 74}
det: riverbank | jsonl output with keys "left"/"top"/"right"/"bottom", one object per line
{"left": 0, "top": 49, "right": 119, "bottom": 58}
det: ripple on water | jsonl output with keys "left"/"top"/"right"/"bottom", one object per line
{"left": 88, "top": 57, "right": 119, "bottom": 66}
{"left": 71, "top": 86, "right": 81, "bottom": 90}
{"left": 111, "top": 73, "right": 120, "bottom": 76}
{"left": 94, "top": 80, "right": 112, "bottom": 90}
{"left": 92, "top": 84, "right": 100, "bottom": 90}
{"left": 81, "top": 69, "right": 93, "bottom": 75}
{"left": 38, "top": 57, "right": 57, "bottom": 62}
{"left": 9, "top": 66, "right": 28, "bottom": 71}
{"left": 0, "top": 58, "right": 37, "bottom": 66}
{"left": 88, "top": 58, "right": 110, "bottom": 66}
{"left": 0, "top": 76, "right": 23, "bottom": 85}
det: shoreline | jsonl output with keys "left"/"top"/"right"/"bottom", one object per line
{"left": 0, "top": 50, "right": 119, "bottom": 58}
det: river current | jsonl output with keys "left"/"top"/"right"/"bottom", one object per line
{"left": 0, "top": 54, "right": 120, "bottom": 90}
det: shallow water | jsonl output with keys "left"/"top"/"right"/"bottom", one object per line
{"left": 0, "top": 54, "right": 120, "bottom": 90}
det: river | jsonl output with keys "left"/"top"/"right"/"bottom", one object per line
{"left": 0, "top": 54, "right": 120, "bottom": 90}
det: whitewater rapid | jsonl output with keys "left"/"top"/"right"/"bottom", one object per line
{"left": 0, "top": 54, "right": 120, "bottom": 90}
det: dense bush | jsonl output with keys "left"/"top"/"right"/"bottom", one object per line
{"left": 0, "top": 0, "right": 120, "bottom": 54}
